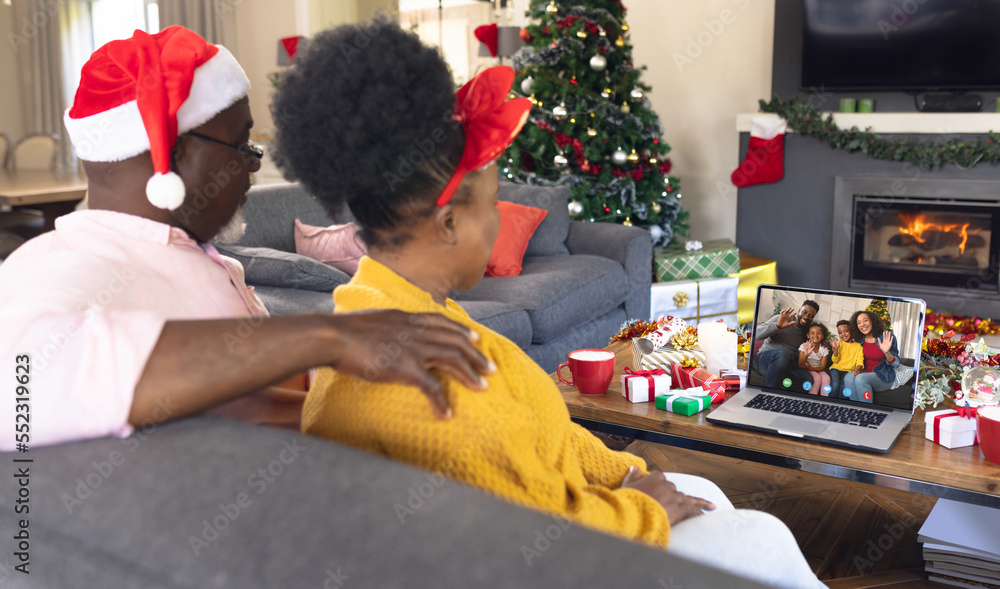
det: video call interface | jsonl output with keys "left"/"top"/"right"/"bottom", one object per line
{"left": 748, "top": 287, "right": 925, "bottom": 411}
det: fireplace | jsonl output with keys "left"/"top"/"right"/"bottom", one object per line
{"left": 831, "top": 176, "right": 1000, "bottom": 316}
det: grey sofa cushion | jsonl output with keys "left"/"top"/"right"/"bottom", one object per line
{"left": 452, "top": 255, "right": 630, "bottom": 344}
{"left": 253, "top": 285, "right": 336, "bottom": 316}
{"left": 499, "top": 181, "right": 570, "bottom": 257}
{"left": 236, "top": 182, "right": 341, "bottom": 252}
{"left": 456, "top": 300, "right": 532, "bottom": 349}
{"left": 215, "top": 244, "right": 350, "bottom": 292}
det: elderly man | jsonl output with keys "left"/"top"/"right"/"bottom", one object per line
{"left": 0, "top": 26, "right": 491, "bottom": 451}
{"left": 753, "top": 300, "right": 820, "bottom": 388}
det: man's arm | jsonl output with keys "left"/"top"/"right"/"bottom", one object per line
{"left": 132, "top": 310, "right": 493, "bottom": 425}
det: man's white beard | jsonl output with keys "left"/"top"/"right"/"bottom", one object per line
{"left": 214, "top": 207, "right": 247, "bottom": 244}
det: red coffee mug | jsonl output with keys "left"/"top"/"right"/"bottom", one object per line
{"left": 557, "top": 349, "right": 615, "bottom": 395}
{"left": 977, "top": 406, "right": 1000, "bottom": 465}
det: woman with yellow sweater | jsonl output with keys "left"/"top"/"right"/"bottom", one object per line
{"left": 273, "top": 21, "right": 824, "bottom": 588}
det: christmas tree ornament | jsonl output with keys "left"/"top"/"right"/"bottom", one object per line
{"left": 568, "top": 200, "right": 584, "bottom": 216}
{"left": 545, "top": 1, "right": 558, "bottom": 14}
{"left": 630, "top": 88, "right": 644, "bottom": 100}
{"left": 731, "top": 116, "right": 786, "bottom": 188}
{"left": 649, "top": 157, "right": 658, "bottom": 164}
{"left": 528, "top": 93, "right": 537, "bottom": 104}
{"left": 521, "top": 76, "right": 534, "bottom": 94}
{"left": 623, "top": 217, "right": 632, "bottom": 226}
{"left": 600, "top": 88, "right": 611, "bottom": 98}
{"left": 520, "top": 27, "right": 533, "bottom": 43}
{"left": 569, "top": 117, "right": 576, "bottom": 123}
{"left": 552, "top": 103, "right": 568, "bottom": 120}
{"left": 620, "top": 101, "right": 631, "bottom": 114}
{"left": 627, "top": 148, "right": 639, "bottom": 163}
{"left": 589, "top": 54, "right": 607, "bottom": 71}
{"left": 603, "top": 203, "right": 611, "bottom": 213}
{"left": 615, "top": 35, "right": 625, "bottom": 48}
{"left": 649, "top": 225, "right": 664, "bottom": 243}
{"left": 621, "top": 22, "right": 630, "bottom": 32}
{"left": 553, "top": 153, "right": 568, "bottom": 167}
{"left": 612, "top": 148, "right": 627, "bottom": 165}
{"left": 652, "top": 201, "right": 662, "bottom": 214}
{"left": 598, "top": 27, "right": 606, "bottom": 37}
{"left": 576, "top": 29, "right": 588, "bottom": 39}
{"left": 586, "top": 127, "right": 597, "bottom": 136}
{"left": 570, "top": 76, "right": 578, "bottom": 85}
{"left": 580, "top": 159, "right": 591, "bottom": 172}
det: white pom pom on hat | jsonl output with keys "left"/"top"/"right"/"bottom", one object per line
{"left": 146, "top": 172, "right": 187, "bottom": 211}
{"left": 63, "top": 26, "right": 250, "bottom": 210}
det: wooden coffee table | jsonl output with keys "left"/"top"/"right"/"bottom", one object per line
{"left": 553, "top": 341, "right": 1000, "bottom": 508}
{"left": 0, "top": 169, "right": 88, "bottom": 232}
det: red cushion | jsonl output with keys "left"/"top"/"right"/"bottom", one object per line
{"left": 486, "top": 201, "right": 547, "bottom": 277}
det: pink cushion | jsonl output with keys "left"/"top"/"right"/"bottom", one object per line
{"left": 293, "top": 219, "right": 367, "bottom": 275}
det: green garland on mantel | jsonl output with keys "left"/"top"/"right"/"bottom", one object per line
{"left": 759, "top": 97, "right": 1000, "bottom": 171}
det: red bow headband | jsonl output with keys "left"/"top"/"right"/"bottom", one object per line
{"left": 436, "top": 66, "right": 532, "bottom": 207}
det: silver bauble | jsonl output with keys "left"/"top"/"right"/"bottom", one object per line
{"left": 520, "top": 76, "right": 533, "bottom": 95}
{"left": 611, "top": 149, "right": 627, "bottom": 165}
{"left": 648, "top": 225, "right": 664, "bottom": 244}
{"left": 553, "top": 153, "right": 569, "bottom": 167}
{"left": 630, "top": 88, "right": 644, "bottom": 100}
{"left": 552, "top": 104, "right": 568, "bottom": 120}
{"left": 589, "top": 54, "right": 607, "bottom": 72}
{"left": 568, "top": 200, "right": 584, "bottom": 217}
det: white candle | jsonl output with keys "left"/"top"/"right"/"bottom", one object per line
{"left": 699, "top": 321, "right": 735, "bottom": 377}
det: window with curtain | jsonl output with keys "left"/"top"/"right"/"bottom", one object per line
{"left": 398, "top": 0, "right": 529, "bottom": 84}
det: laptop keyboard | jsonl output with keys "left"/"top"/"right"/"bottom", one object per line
{"left": 745, "top": 394, "right": 888, "bottom": 428}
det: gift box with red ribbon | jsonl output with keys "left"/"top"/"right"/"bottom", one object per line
{"left": 924, "top": 408, "right": 979, "bottom": 449}
{"left": 669, "top": 364, "right": 726, "bottom": 403}
{"left": 620, "top": 367, "right": 672, "bottom": 403}
{"left": 719, "top": 368, "right": 747, "bottom": 392}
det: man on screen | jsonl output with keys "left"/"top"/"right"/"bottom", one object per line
{"left": 753, "top": 300, "right": 820, "bottom": 388}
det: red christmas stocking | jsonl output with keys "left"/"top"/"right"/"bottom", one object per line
{"left": 731, "top": 116, "right": 786, "bottom": 187}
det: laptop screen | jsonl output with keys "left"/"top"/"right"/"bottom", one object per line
{"left": 747, "top": 285, "right": 926, "bottom": 411}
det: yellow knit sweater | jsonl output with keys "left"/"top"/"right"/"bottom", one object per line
{"left": 830, "top": 341, "right": 864, "bottom": 372}
{"left": 302, "top": 257, "right": 671, "bottom": 547}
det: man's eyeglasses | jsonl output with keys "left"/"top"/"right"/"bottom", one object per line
{"left": 185, "top": 131, "right": 264, "bottom": 162}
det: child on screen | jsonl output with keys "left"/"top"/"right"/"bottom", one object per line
{"left": 798, "top": 323, "right": 831, "bottom": 395}
{"left": 829, "top": 320, "right": 864, "bottom": 399}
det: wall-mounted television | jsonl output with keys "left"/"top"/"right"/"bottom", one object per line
{"left": 801, "top": 0, "right": 1000, "bottom": 91}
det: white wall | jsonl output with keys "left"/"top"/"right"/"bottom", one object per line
{"left": 0, "top": 3, "right": 26, "bottom": 143}
{"left": 629, "top": 0, "right": 774, "bottom": 242}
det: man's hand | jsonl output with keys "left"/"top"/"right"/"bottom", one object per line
{"left": 620, "top": 466, "right": 714, "bottom": 526}
{"left": 775, "top": 307, "right": 796, "bottom": 329}
{"left": 328, "top": 310, "right": 495, "bottom": 420}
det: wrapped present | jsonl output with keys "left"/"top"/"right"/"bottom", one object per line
{"left": 655, "top": 388, "right": 713, "bottom": 416}
{"left": 734, "top": 251, "right": 778, "bottom": 325}
{"left": 620, "top": 367, "right": 672, "bottom": 403}
{"left": 925, "top": 409, "right": 979, "bottom": 449}
{"left": 650, "top": 276, "right": 738, "bottom": 326}
{"left": 631, "top": 338, "right": 705, "bottom": 372}
{"left": 654, "top": 239, "right": 740, "bottom": 282}
{"left": 634, "top": 316, "right": 689, "bottom": 353}
{"left": 670, "top": 364, "right": 726, "bottom": 403}
{"left": 720, "top": 368, "right": 747, "bottom": 392}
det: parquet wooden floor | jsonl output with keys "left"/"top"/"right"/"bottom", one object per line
{"left": 624, "top": 439, "right": 940, "bottom": 588}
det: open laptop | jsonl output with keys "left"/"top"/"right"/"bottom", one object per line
{"left": 706, "top": 285, "right": 926, "bottom": 454}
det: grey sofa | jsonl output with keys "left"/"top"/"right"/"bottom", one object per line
{"left": 217, "top": 181, "right": 652, "bottom": 373}
{"left": 0, "top": 417, "right": 771, "bottom": 588}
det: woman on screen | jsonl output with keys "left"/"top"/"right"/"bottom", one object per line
{"left": 843, "top": 310, "right": 900, "bottom": 403}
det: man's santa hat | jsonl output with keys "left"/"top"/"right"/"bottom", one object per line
{"left": 64, "top": 26, "right": 250, "bottom": 210}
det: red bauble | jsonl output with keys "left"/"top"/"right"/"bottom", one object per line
{"left": 603, "top": 204, "right": 611, "bottom": 213}
{"left": 580, "top": 160, "right": 591, "bottom": 173}
{"left": 520, "top": 28, "right": 532, "bottom": 43}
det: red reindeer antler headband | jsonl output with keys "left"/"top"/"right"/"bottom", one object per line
{"left": 436, "top": 67, "right": 532, "bottom": 207}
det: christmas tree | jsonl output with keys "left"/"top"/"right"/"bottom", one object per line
{"left": 866, "top": 299, "right": 892, "bottom": 331}
{"left": 502, "top": 0, "right": 688, "bottom": 246}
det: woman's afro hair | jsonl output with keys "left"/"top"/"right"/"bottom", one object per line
{"left": 849, "top": 310, "right": 886, "bottom": 342}
{"left": 270, "top": 20, "right": 464, "bottom": 240}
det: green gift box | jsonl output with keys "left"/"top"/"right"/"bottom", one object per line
{"left": 654, "top": 239, "right": 740, "bottom": 282}
{"left": 654, "top": 390, "right": 712, "bottom": 416}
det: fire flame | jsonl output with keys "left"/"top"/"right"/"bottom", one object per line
{"left": 898, "top": 214, "right": 972, "bottom": 253}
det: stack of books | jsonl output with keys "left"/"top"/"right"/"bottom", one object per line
{"left": 918, "top": 498, "right": 1000, "bottom": 588}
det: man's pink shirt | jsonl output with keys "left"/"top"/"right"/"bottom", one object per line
{"left": 0, "top": 210, "right": 268, "bottom": 451}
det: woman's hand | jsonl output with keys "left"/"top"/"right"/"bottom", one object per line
{"left": 878, "top": 332, "right": 893, "bottom": 355}
{"left": 620, "top": 466, "right": 714, "bottom": 526}
{"left": 853, "top": 365, "right": 863, "bottom": 376}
